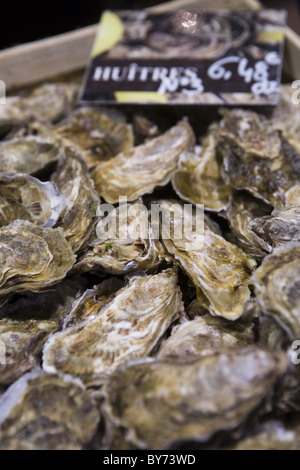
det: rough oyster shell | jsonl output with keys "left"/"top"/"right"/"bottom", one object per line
{"left": 218, "top": 109, "right": 300, "bottom": 206}
{"left": 0, "top": 97, "right": 29, "bottom": 137}
{"left": 250, "top": 206, "right": 300, "bottom": 249}
{"left": 157, "top": 200, "right": 256, "bottom": 320}
{"left": 271, "top": 85, "right": 300, "bottom": 155}
{"left": 0, "top": 278, "right": 86, "bottom": 385}
{"left": 103, "top": 346, "right": 287, "bottom": 449}
{"left": 20, "top": 83, "right": 79, "bottom": 123}
{"left": 0, "top": 221, "right": 75, "bottom": 299}
{"left": 73, "top": 202, "right": 164, "bottom": 275}
{"left": 51, "top": 146, "right": 100, "bottom": 253}
{"left": 0, "top": 371, "right": 99, "bottom": 450}
{"left": 226, "top": 420, "right": 300, "bottom": 450}
{"left": 50, "top": 107, "right": 134, "bottom": 168}
{"left": 253, "top": 242, "right": 300, "bottom": 339}
{"left": 43, "top": 268, "right": 183, "bottom": 384}
{"left": 156, "top": 315, "right": 254, "bottom": 359}
{"left": 225, "top": 192, "right": 272, "bottom": 257}
{"left": 5, "top": 116, "right": 52, "bottom": 140}
{"left": 172, "top": 128, "right": 231, "bottom": 211}
{"left": 0, "top": 173, "right": 65, "bottom": 228}
{"left": 91, "top": 120, "right": 195, "bottom": 203}
{"left": 0, "top": 136, "right": 63, "bottom": 176}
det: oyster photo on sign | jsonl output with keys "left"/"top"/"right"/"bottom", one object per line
{"left": 0, "top": 371, "right": 100, "bottom": 450}
{"left": 91, "top": 120, "right": 195, "bottom": 203}
{"left": 0, "top": 173, "right": 65, "bottom": 228}
{"left": 51, "top": 107, "right": 134, "bottom": 168}
{"left": 43, "top": 268, "right": 183, "bottom": 384}
{"left": 103, "top": 347, "right": 286, "bottom": 449}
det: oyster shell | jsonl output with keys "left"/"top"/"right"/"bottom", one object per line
{"left": 103, "top": 346, "right": 287, "bottom": 449}
{"left": 218, "top": 109, "right": 300, "bottom": 206}
{"left": 132, "top": 114, "right": 159, "bottom": 145}
{"left": 156, "top": 315, "right": 254, "bottom": 359}
{"left": 157, "top": 200, "right": 256, "bottom": 320}
{"left": 249, "top": 205, "right": 300, "bottom": 249}
{"left": 0, "top": 278, "right": 85, "bottom": 385}
{"left": 226, "top": 420, "right": 300, "bottom": 450}
{"left": 271, "top": 85, "right": 300, "bottom": 155}
{"left": 73, "top": 202, "right": 164, "bottom": 275}
{"left": 51, "top": 108, "right": 134, "bottom": 168}
{"left": 0, "top": 221, "right": 75, "bottom": 299}
{"left": 91, "top": 120, "right": 195, "bottom": 203}
{"left": 225, "top": 192, "right": 272, "bottom": 257}
{"left": 253, "top": 242, "right": 300, "bottom": 339}
{"left": 51, "top": 146, "right": 100, "bottom": 253}
{"left": 172, "top": 128, "right": 231, "bottom": 211}
{"left": 0, "top": 136, "right": 63, "bottom": 175}
{"left": 5, "top": 116, "right": 52, "bottom": 140}
{"left": 0, "top": 371, "right": 99, "bottom": 450}
{"left": 43, "top": 268, "right": 184, "bottom": 384}
{"left": 0, "top": 173, "right": 65, "bottom": 228}
{"left": 0, "top": 97, "right": 29, "bottom": 137}
{"left": 20, "top": 83, "right": 79, "bottom": 123}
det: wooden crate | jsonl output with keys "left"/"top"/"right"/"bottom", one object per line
{"left": 0, "top": 0, "right": 299, "bottom": 93}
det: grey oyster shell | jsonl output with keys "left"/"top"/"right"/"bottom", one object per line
{"left": 157, "top": 200, "right": 256, "bottom": 320}
{"left": 51, "top": 146, "right": 100, "bottom": 253}
{"left": 0, "top": 136, "right": 63, "bottom": 175}
{"left": 0, "top": 173, "right": 65, "bottom": 228}
{"left": 20, "top": 83, "right": 79, "bottom": 123}
{"left": 50, "top": 107, "right": 134, "bottom": 168}
{"left": 103, "top": 347, "right": 287, "bottom": 449}
{"left": 43, "top": 268, "right": 183, "bottom": 384}
{"left": 253, "top": 243, "right": 300, "bottom": 339}
{"left": 0, "top": 371, "right": 100, "bottom": 450}
{"left": 73, "top": 202, "right": 165, "bottom": 275}
{"left": 218, "top": 109, "right": 300, "bottom": 206}
{"left": 0, "top": 221, "right": 75, "bottom": 300}
{"left": 91, "top": 120, "right": 195, "bottom": 203}
{"left": 172, "top": 127, "right": 231, "bottom": 211}
{"left": 156, "top": 315, "right": 254, "bottom": 359}
{"left": 225, "top": 192, "right": 272, "bottom": 257}
{"left": 0, "top": 278, "right": 86, "bottom": 385}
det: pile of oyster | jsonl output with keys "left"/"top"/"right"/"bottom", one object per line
{"left": 0, "top": 83, "right": 300, "bottom": 450}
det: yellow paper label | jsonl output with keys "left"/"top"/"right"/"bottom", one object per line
{"left": 91, "top": 11, "right": 124, "bottom": 58}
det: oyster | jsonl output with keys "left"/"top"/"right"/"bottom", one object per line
{"left": 0, "top": 173, "right": 65, "bottom": 228}
{"left": 249, "top": 205, "right": 300, "bottom": 249}
{"left": 43, "top": 268, "right": 183, "bottom": 384}
{"left": 156, "top": 315, "right": 254, "bottom": 359}
{"left": 62, "top": 277, "right": 124, "bottom": 329}
{"left": 132, "top": 114, "right": 159, "bottom": 145}
{"left": 73, "top": 202, "right": 164, "bottom": 275}
{"left": 226, "top": 420, "right": 300, "bottom": 450}
{"left": 283, "top": 184, "right": 300, "bottom": 207}
{"left": 103, "top": 346, "right": 287, "bottom": 449}
{"left": 0, "top": 221, "right": 75, "bottom": 299}
{"left": 0, "top": 97, "right": 29, "bottom": 137}
{"left": 0, "top": 371, "right": 99, "bottom": 450}
{"left": 0, "top": 278, "right": 85, "bottom": 385}
{"left": 0, "top": 136, "right": 63, "bottom": 175}
{"left": 91, "top": 120, "right": 195, "bottom": 203}
{"left": 253, "top": 243, "right": 300, "bottom": 339}
{"left": 225, "top": 192, "right": 272, "bottom": 257}
{"left": 5, "top": 116, "right": 52, "bottom": 140}
{"left": 20, "top": 83, "right": 79, "bottom": 123}
{"left": 172, "top": 128, "right": 231, "bottom": 211}
{"left": 218, "top": 109, "right": 300, "bottom": 206}
{"left": 157, "top": 200, "right": 256, "bottom": 320}
{"left": 51, "top": 146, "right": 100, "bottom": 253}
{"left": 271, "top": 85, "right": 300, "bottom": 154}
{"left": 51, "top": 108, "right": 134, "bottom": 168}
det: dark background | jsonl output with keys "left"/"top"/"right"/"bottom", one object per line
{"left": 1, "top": 0, "right": 300, "bottom": 50}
